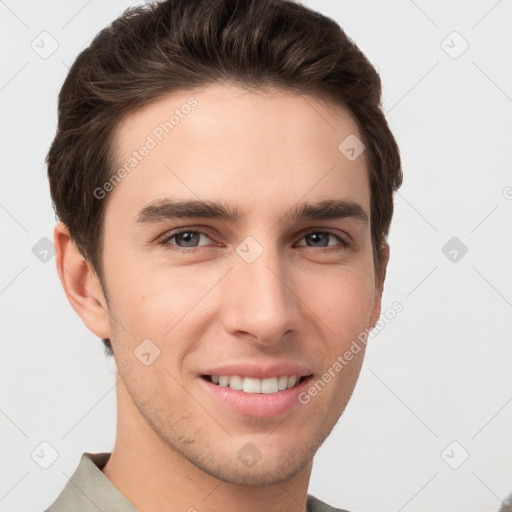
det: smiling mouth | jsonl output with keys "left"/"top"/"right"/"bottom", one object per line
{"left": 202, "top": 374, "right": 310, "bottom": 394}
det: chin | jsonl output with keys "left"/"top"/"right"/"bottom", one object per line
{"left": 203, "top": 455, "right": 311, "bottom": 486}
{"left": 176, "top": 438, "right": 320, "bottom": 486}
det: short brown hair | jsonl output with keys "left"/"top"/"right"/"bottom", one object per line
{"left": 47, "top": 0, "right": 402, "bottom": 357}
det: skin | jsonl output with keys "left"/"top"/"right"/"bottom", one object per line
{"left": 55, "top": 83, "right": 388, "bottom": 512}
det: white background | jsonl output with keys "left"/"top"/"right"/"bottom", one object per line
{"left": 1, "top": 1, "right": 511, "bottom": 511}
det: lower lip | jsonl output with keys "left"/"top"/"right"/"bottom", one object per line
{"left": 199, "top": 376, "right": 313, "bottom": 418}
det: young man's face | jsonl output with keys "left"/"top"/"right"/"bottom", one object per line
{"left": 82, "top": 84, "right": 385, "bottom": 485}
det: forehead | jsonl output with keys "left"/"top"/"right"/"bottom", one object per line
{"left": 107, "top": 83, "right": 370, "bottom": 224}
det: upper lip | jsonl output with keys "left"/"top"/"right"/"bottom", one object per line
{"left": 200, "top": 361, "right": 313, "bottom": 380}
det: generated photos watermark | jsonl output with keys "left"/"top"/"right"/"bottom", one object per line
{"left": 94, "top": 97, "right": 199, "bottom": 200}
{"left": 298, "top": 301, "right": 403, "bottom": 405}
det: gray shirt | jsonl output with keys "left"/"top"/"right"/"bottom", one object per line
{"left": 44, "top": 452, "right": 349, "bottom": 512}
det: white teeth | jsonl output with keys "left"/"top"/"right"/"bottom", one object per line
{"left": 261, "top": 377, "right": 279, "bottom": 394}
{"left": 243, "top": 377, "right": 261, "bottom": 394}
{"left": 229, "top": 375, "right": 243, "bottom": 391}
{"left": 209, "top": 374, "right": 303, "bottom": 394}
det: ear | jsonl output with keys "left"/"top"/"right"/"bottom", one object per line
{"left": 54, "top": 221, "right": 111, "bottom": 339}
{"left": 369, "top": 242, "right": 390, "bottom": 328}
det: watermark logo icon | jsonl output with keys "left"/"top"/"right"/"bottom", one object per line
{"left": 236, "top": 236, "right": 264, "bottom": 264}
{"left": 31, "top": 441, "right": 59, "bottom": 469}
{"left": 442, "top": 236, "right": 468, "bottom": 263}
{"left": 237, "top": 442, "right": 262, "bottom": 467}
{"left": 338, "top": 134, "right": 365, "bottom": 161}
{"left": 441, "top": 441, "right": 469, "bottom": 469}
{"left": 134, "top": 338, "right": 161, "bottom": 366}
{"left": 31, "top": 31, "right": 59, "bottom": 59}
{"left": 441, "top": 31, "right": 469, "bottom": 60}
{"left": 32, "top": 237, "right": 55, "bottom": 263}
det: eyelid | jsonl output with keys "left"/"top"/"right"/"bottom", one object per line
{"left": 295, "top": 229, "right": 350, "bottom": 249}
{"left": 158, "top": 226, "right": 351, "bottom": 251}
{"left": 298, "top": 227, "right": 351, "bottom": 244}
{"left": 157, "top": 227, "right": 217, "bottom": 247}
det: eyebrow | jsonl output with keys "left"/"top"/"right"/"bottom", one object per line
{"left": 135, "top": 198, "right": 369, "bottom": 225}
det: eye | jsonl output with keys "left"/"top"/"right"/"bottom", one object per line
{"left": 159, "top": 229, "right": 213, "bottom": 250}
{"left": 295, "top": 230, "right": 350, "bottom": 251}
{"left": 158, "top": 228, "right": 350, "bottom": 253}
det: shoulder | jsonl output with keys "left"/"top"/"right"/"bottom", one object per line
{"left": 43, "top": 452, "right": 137, "bottom": 512}
{"left": 307, "top": 494, "right": 353, "bottom": 512}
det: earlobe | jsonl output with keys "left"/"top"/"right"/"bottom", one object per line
{"left": 53, "top": 221, "right": 111, "bottom": 339}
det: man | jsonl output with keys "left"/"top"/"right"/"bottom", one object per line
{"left": 45, "top": 0, "right": 402, "bottom": 511}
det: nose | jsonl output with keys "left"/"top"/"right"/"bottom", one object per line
{"left": 220, "top": 237, "right": 299, "bottom": 347}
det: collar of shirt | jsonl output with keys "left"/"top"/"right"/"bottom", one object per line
{"left": 45, "top": 452, "right": 137, "bottom": 512}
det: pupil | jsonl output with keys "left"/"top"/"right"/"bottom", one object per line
{"left": 178, "top": 232, "right": 197, "bottom": 246}
{"left": 309, "top": 233, "right": 327, "bottom": 247}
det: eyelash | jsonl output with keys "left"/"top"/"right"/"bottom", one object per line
{"left": 158, "top": 228, "right": 350, "bottom": 254}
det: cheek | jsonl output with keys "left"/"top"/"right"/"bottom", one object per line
{"left": 104, "top": 256, "right": 223, "bottom": 344}
{"left": 303, "top": 265, "right": 376, "bottom": 331}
